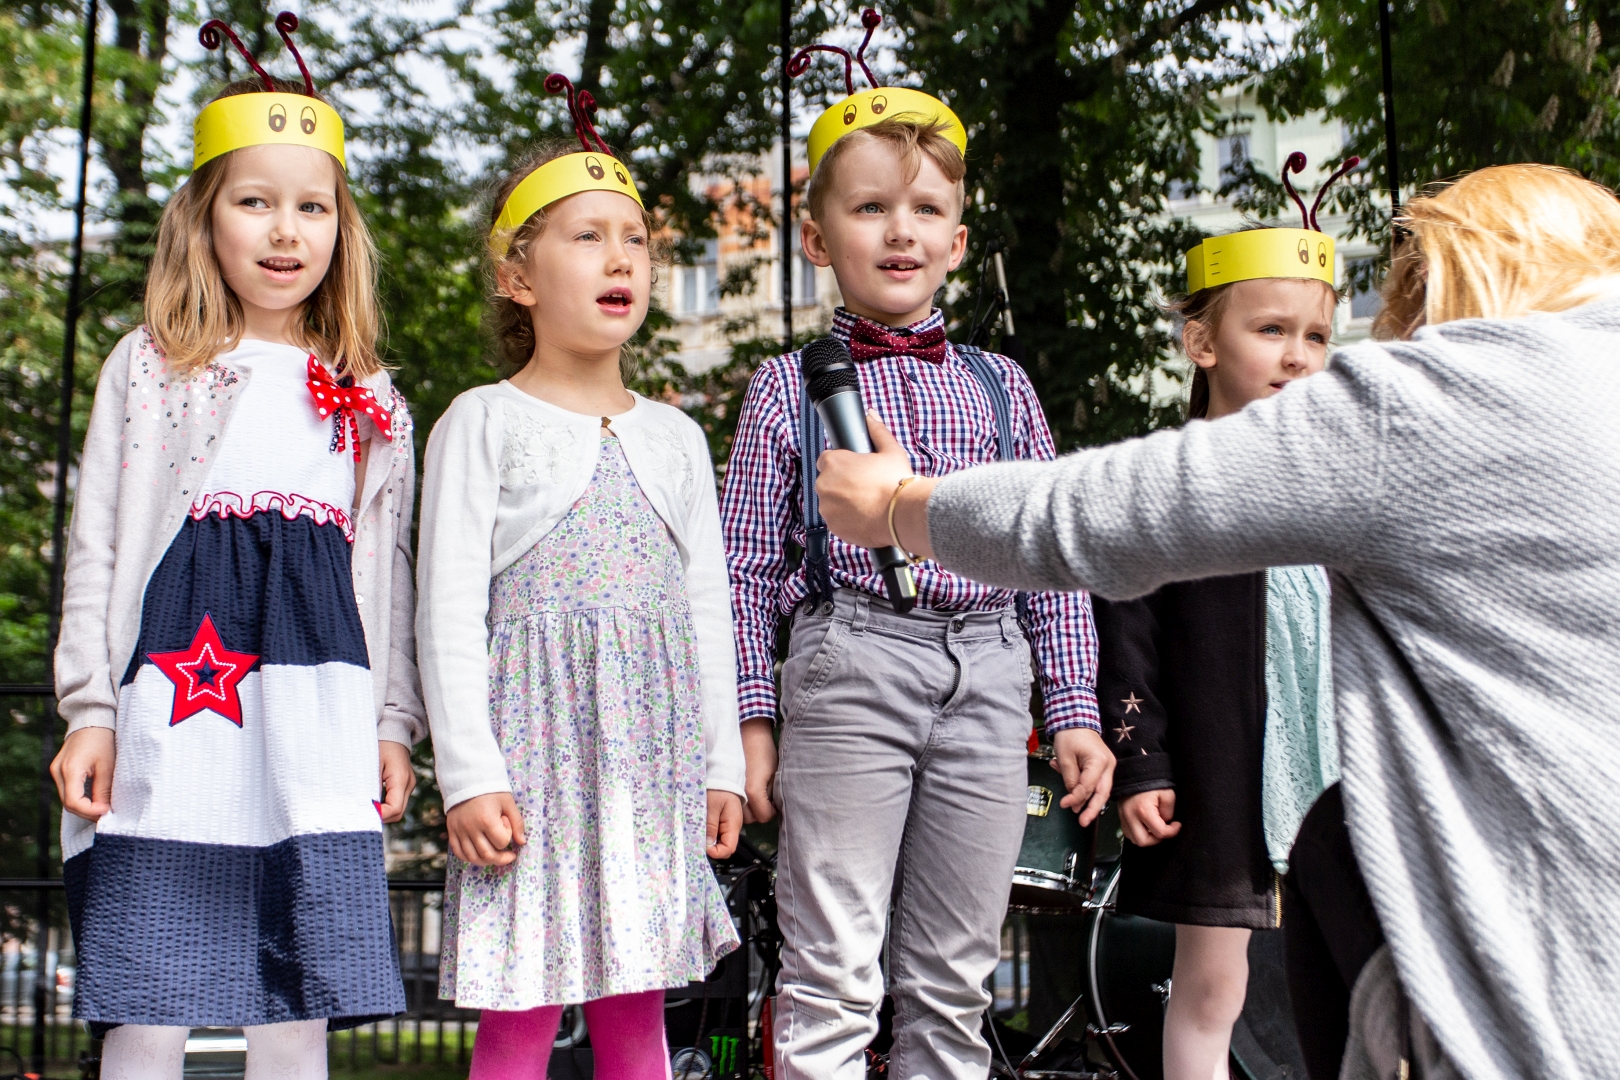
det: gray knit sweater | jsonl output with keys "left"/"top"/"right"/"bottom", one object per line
{"left": 930, "top": 298, "right": 1620, "bottom": 1080}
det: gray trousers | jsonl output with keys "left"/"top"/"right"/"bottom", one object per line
{"left": 772, "top": 589, "right": 1031, "bottom": 1080}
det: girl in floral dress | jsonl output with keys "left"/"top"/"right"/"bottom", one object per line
{"left": 416, "top": 83, "right": 745, "bottom": 1080}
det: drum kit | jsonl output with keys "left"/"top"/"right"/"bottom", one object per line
{"left": 1002, "top": 749, "right": 1308, "bottom": 1080}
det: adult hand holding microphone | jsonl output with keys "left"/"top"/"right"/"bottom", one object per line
{"left": 802, "top": 336, "right": 921, "bottom": 613}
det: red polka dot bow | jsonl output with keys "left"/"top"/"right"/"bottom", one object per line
{"left": 846, "top": 316, "right": 948, "bottom": 365}
{"left": 306, "top": 357, "right": 393, "bottom": 460}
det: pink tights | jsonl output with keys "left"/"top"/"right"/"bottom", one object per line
{"left": 470, "top": 989, "right": 670, "bottom": 1080}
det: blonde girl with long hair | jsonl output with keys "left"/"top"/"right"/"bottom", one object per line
{"left": 49, "top": 19, "right": 422, "bottom": 1077}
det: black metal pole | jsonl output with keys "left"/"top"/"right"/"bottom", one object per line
{"left": 1377, "top": 0, "right": 1400, "bottom": 225}
{"left": 781, "top": 0, "right": 793, "bottom": 353}
{"left": 36, "top": 2, "right": 97, "bottom": 1070}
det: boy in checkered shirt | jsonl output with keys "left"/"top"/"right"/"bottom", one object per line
{"left": 719, "top": 97, "right": 1116, "bottom": 1078}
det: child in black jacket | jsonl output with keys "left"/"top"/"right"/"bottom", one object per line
{"left": 1095, "top": 191, "right": 1346, "bottom": 1080}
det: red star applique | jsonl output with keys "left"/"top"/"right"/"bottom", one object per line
{"left": 147, "top": 613, "right": 258, "bottom": 727}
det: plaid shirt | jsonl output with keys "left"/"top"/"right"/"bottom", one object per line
{"left": 720, "top": 308, "right": 1100, "bottom": 733}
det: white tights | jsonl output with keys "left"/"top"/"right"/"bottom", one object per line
{"left": 101, "top": 1020, "right": 328, "bottom": 1080}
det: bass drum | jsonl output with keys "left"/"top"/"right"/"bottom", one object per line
{"left": 1083, "top": 862, "right": 1309, "bottom": 1080}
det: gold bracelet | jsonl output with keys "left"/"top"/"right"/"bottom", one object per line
{"left": 888, "top": 475, "right": 922, "bottom": 564}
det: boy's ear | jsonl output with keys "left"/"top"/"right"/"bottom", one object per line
{"left": 495, "top": 258, "right": 538, "bottom": 309}
{"left": 946, "top": 222, "right": 969, "bottom": 272}
{"left": 1183, "top": 318, "right": 1219, "bottom": 371}
{"left": 800, "top": 219, "right": 833, "bottom": 268}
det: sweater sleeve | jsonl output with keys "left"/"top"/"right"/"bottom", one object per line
{"left": 1092, "top": 594, "right": 1173, "bottom": 796}
{"left": 376, "top": 393, "right": 427, "bottom": 747}
{"left": 682, "top": 419, "right": 747, "bottom": 798}
{"left": 55, "top": 335, "right": 137, "bottom": 734}
{"left": 415, "top": 393, "right": 511, "bottom": 809}
{"left": 927, "top": 359, "right": 1387, "bottom": 599}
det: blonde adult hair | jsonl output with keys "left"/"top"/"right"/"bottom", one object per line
{"left": 805, "top": 116, "right": 967, "bottom": 223}
{"left": 144, "top": 77, "right": 381, "bottom": 378}
{"left": 1375, "top": 164, "right": 1620, "bottom": 339}
{"left": 486, "top": 140, "right": 667, "bottom": 379}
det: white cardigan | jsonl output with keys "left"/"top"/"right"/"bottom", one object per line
{"left": 417, "top": 381, "right": 745, "bottom": 809}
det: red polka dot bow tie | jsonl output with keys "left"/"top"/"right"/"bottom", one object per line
{"left": 306, "top": 357, "right": 394, "bottom": 461}
{"left": 845, "top": 317, "right": 949, "bottom": 365}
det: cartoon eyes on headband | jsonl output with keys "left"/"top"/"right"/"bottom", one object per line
{"left": 871, "top": 95, "right": 888, "bottom": 115}
{"left": 613, "top": 163, "right": 629, "bottom": 185}
{"left": 269, "top": 103, "right": 287, "bottom": 132}
{"left": 843, "top": 104, "right": 858, "bottom": 125}
{"left": 586, "top": 156, "right": 605, "bottom": 180}
{"left": 1297, "top": 238, "right": 1310, "bottom": 264}
{"left": 301, "top": 106, "right": 317, "bottom": 135}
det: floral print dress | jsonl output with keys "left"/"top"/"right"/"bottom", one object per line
{"left": 440, "top": 433, "right": 738, "bottom": 1009}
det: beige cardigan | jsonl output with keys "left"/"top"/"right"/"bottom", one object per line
{"left": 54, "top": 327, "right": 426, "bottom": 747}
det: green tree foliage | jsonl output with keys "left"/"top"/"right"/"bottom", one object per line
{"left": 895, "top": 0, "right": 1263, "bottom": 448}
{"left": 1260, "top": 0, "right": 1620, "bottom": 248}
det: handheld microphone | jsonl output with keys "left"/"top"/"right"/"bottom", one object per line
{"left": 802, "top": 336, "right": 918, "bottom": 614}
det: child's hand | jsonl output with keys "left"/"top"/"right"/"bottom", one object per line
{"left": 376, "top": 740, "right": 416, "bottom": 824}
{"left": 446, "top": 793, "right": 526, "bottom": 867}
{"left": 51, "top": 727, "right": 115, "bottom": 821}
{"left": 1051, "top": 727, "right": 1115, "bottom": 826}
{"left": 740, "top": 718, "right": 777, "bottom": 824}
{"left": 1119, "top": 789, "right": 1181, "bottom": 848}
{"left": 706, "top": 790, "right": 743, "bottom": 860}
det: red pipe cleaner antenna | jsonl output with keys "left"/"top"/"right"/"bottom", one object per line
{"left": 545, "top": 74, "right": 612, "bottom": 156}
{"left": 853, "top": 8, "right": 882, "bottom": 92}
{"left": 199, "top": 19, "right": 276, "bottom": 92}
{"left": 273, "top": 12, "right": 316, "bottom": 97}
{"left": 1281, "top": 152, "right": 1310, "bottom": 230}
{"left": 788, "top": 7, "right": 885, "bottom": 96}
{"left": 1310, "top": 156, "right": 1362, "bottom": 231}
{"left": 575, "top": 90, "right": 614, "bottom": 155}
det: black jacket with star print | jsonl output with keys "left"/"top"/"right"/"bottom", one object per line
{"left": 1094, "top": 572, "right": 1279, "bottom": 928}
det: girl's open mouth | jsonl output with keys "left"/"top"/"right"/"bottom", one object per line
{"left": 258, "top": 257, "right": 304, "bottom": 279}
{"left": 597, "top": 288, "right": 634, "bottom": 313}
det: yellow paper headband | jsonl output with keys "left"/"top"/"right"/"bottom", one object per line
{"left": 491, "top": 152, "right": 645, "bottom": 255}
{"left": 193, "top": 15, "right": 345, "bottom": 172}
{"left": 1185, "top": 229, "right": 1336, "bottom": 293}
{"left": 790, "top": 8, "right": 967, "bottom": 175}
{"left": 1184, "top": 152, "right": 1364, "bottom": 293}
{"left": 807, "top": 87, "right": 967, "bottom": 175}
{"left": 194, "top": 93, "right": 346, "bottom": 171}
{"left": 489, "top": 74, "right": 646, "bottom": 257}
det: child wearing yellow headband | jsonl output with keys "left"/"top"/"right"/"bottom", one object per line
{"left": 49, "top": 14, "right": 421, "bottom": 1075}
{"left": 721, "top": 10, "right": 1111, "bottom": 1076}
{"left": 415, "top": 76, "right": 744, "bottom": 1079}
{"left": 1093, "top": 154, "right": 1352, "bottom": 1080}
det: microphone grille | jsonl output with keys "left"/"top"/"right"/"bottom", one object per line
{"left": 801, "top": 336, "right": 859, "bottom": 405}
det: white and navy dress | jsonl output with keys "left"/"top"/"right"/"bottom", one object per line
{"left": 63, "top": 339, "right": 405, "bottom": 1030}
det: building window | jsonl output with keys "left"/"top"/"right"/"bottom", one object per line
{"left": 681, "top": 239, "right": 720, "bottom": 314}
{"left": 789, "top": 228, "right": 818, "bottom": 304}
{"left": 1167, "top": 177, "right": 1196, "bottom": 202}
{"left": 1218, "top": 132, "right": 1251, "bottom": 190}
{"left": 1348, "top": 257, "right": 1382, "bottom": 319}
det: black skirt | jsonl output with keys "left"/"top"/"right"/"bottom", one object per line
{"left": 1095, "top": 573, "right": 1280, "bottom": 929}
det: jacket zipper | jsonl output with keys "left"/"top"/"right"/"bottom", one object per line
{"left": 1263, "top": 571, "right": 1282, "bottom": 928}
